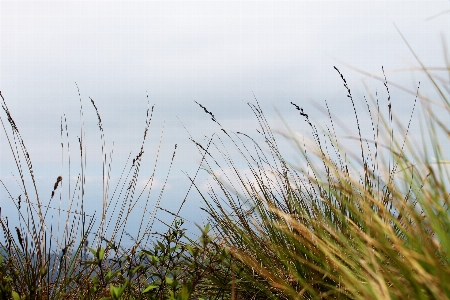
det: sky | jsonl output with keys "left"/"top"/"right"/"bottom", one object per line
{"left": 1, "top": 1, "right": 449, "bottom": 245}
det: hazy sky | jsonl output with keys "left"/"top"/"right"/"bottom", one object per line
{"left": 1, "top": 1, "right": 449, "bottom": 238}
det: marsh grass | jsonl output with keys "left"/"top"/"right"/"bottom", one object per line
{"left": 191, "top": 55, "right": 450, "bottom": 298}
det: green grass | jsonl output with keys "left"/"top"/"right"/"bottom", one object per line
{"left": 192, "top": 51, "right": 450, "bottom": 298}
{"left": 1, "top": 29, "right": 449, "bottom": 300}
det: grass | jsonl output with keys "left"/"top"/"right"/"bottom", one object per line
{"left": 0, "top": 90, "right": 232, "bottom": 299}
{"left": 0, "top": 29, "right": 449, "bottom": 300}
{"left": 191, "top": 52, "right": 450, "bottom": 298}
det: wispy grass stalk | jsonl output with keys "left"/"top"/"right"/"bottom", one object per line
{"left": 193, "top": 52, "right": 450, "bottom": 299}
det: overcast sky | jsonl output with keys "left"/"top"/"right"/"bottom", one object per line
{"left": 1, "top": 1, "right": 449, "bottom": 240}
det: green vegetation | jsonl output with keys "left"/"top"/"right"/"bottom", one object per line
{"left": 0, "top": 90, "right": 233, "bottom": 299}
{"left": 1, "top": 32, "right": 449, "bottom": 300}
{"left": 195, "top": 65, "right": 450, "bottom": 298}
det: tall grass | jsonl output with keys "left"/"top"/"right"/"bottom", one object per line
{"left": 0, "top": 90, "right": 231, "bottom": 299}
{"left": 0, "top": 23, "right": 449, "bottom": 300}
{"left": 192, "top": 52, "right": 450, "bottom": 298}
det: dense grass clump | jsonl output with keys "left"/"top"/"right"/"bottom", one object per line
{"left": 192, "top": 59, "right": 450, "bottom": 298}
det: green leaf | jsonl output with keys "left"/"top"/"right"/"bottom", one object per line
{"left": 169, "top": 245, "right": 180, "bottom": 253}
{"left": 105, "top": 270, "right": 112, "bottom": 281}
{"left": 110, "top": 282, "right": 127, "bottom": 299}
{"left": 99, "top": 247, "right": 105, "bottom": 261}
{"left": 132, "top": 265, "right": 142, "bottom": 274}
{"left": 166, "top": 276, "right": 174, "bottom": 285}
{"left": 151, "top": 255, "right": 159, "bottom": 264}
{"left": 11, "top": 291, "right": 21, "bottom": 300}
{"left": 142, "top": 285, "right": 158, "bottom": 294}
{"left": 88, "top": 247, "right": 97, "bottom": 256}
{"left": 157, "top": 241, "right": 165, "bottom": 251}
{"left": 107, "top": 240, "right": 117, "bottom": 251}
{"left": 179, "top": 284, "right": 191, "bottom": 300}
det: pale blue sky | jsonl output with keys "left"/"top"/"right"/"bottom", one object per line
{"left": 1, "top": 1, "right": 449, "bottom": 241}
